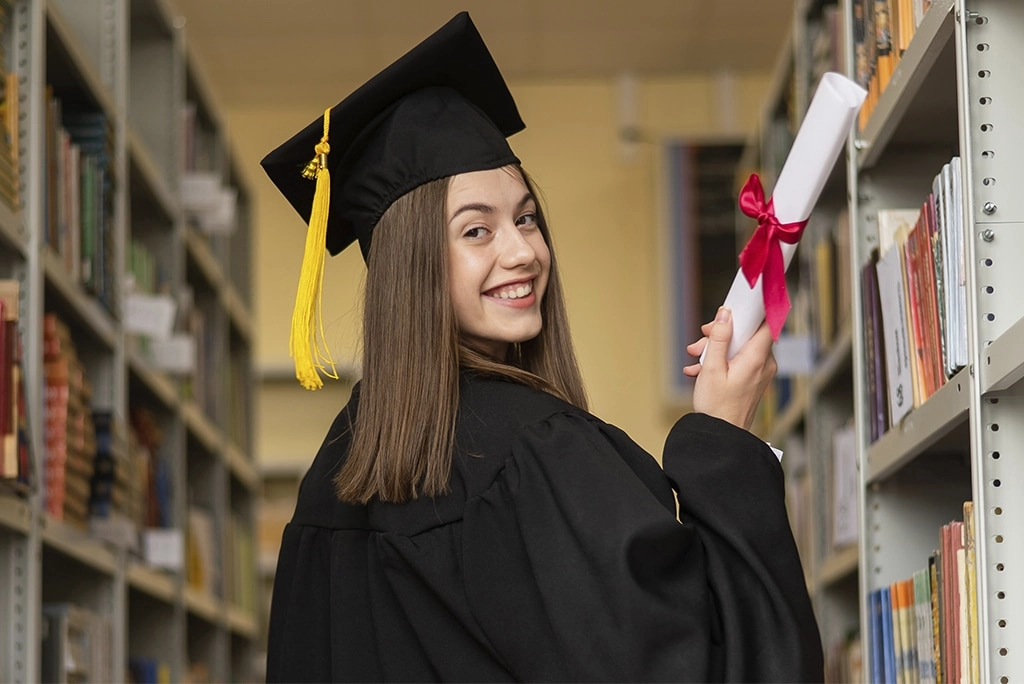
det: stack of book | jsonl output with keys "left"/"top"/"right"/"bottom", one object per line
{"left": 88, "top": 411, "right": 149, "bottom": 549}
{"left": 0, "top": 0, "right": 19, "bottom": 211}
{"left": 866, "top": 501, "right": 979, "bottom": 684}
{"left": 861, "top": 157, "right": 966, "bottom": 442}
{"left": 44, "top": 93, "right": 118, "bottom": 314}
{"left": 854, "top": 0, "right": 935, "bottom": 129}
{"left": 0, "top": 280, "right": 28, "bottom": 490}
{"left": 129, "top": 406, "right": 172, "bottom": 530}
{"left": 43, "top": 314, "right": 96, "bottom": 526}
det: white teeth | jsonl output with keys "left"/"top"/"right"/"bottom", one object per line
{"left": 490, "top": 282, "right": 532, "bottom": 299}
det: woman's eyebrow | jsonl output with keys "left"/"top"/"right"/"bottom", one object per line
{"left": 448, "top": 192, "right": 535, "bottom": 224}
{"left": 448, "top": 202, "right": 495, "bottom": 224}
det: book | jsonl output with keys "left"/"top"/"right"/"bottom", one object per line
{"left": 862, "top": 251, "right": 888, "bottom": 441}
{"left": 875, "top": 239, "right": 914, "bottom": 426}
{"left": 962, "top": 502, "right": 979, "bottom": 684}
{"left": 914, "top": 567, "right": 937, "bottom": 684}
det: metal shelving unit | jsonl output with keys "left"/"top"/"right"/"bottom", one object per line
{"left": 0, "top": 0, "right": 259, "bottom": 681}
{"left": 846, "top": 0, "right": 1024, "bottom": 680}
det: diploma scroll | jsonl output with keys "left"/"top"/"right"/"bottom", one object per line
{"left": 701, "top": 72, "right": 867, "bottom": 362}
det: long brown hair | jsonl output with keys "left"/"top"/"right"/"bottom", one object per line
{"left": 335, "top": 165, "right": 587, "bottom": 504}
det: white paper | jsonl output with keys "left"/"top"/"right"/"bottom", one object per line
{"left": 831, "top": 425, "right": 858, "bottom": 547}
{"left": 198, "top": 186, "right": 238, "bottom": 235}
{"left": 143, "top": 527, "right": 184, "bottom": 570}
{"left": 124, "top": 293, "right": 177, "bottom": 339}
{"left": 773, "top": 333, "right": 815, "bottom": 377}
{"left": 702, "top": 73, "right": 867, "bottom": 361}
{"left": 147, "top": 334, "right": 196, "bottom": 374}
{"left": 182, "top": 171, "right": 222, "bottom": 212}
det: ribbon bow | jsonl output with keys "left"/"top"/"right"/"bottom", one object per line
{"left": 737, "top": 173, "right": 807, "bottom": 340}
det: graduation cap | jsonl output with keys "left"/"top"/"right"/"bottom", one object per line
{"left": 261, "top": 11, "right": 525, "bottom": 389}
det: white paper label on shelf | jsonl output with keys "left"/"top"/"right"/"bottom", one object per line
{"left": 143, "top": 528, "right": 184, "bottom": 570}
{"left": 182, "top": 171, "right": 222, "bottom": 212}
{"left": 773, "top": 334, "right": 815, "bottom": 377}
{"left": 124, "top": 293, "right": 177, "bottom": 339}
{"left": 147, "top": 334, "right": 196, "bottom": 374}
{"left": 197, "top": 187, "right": 238, "bottom": 235}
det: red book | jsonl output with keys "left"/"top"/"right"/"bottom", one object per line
{"left": 902, "top": 229, "right": 927, "bottom": 404}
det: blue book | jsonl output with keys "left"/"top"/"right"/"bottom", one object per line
{"left": 881, "top": 586, "right": 896, "bottom": 683}
{"left": 870, "top": 589, "right": 884, "bottom": 684}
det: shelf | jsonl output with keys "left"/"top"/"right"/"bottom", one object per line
{"left": 810, "top": 324, "right": 853, "bottom": 394}
{"left": 0, "top": 494, "right": 31, "bottom": 535}
{"left": 768, "top": 381, "right": 808, "bottom": 447}
{"left": 224, "top": 285, "right": 253, "bottom": 341}
{"left": 45, "top": 2, "right": 118, "bottom": 117}
{"left": 226, "top": 441, "right": 258, "bottom": 492}
{"left": 128, "top": 128, "right": 181, "bottom": 225}
{"left": 42, "top": 515, "right": 117, "bottom": 576}
{"left": 183, "top": 400, "right": 223, "bottom": 456}
{"left": 856, "top": 0, "right": 956, "bottom": 169}
{"left": 866, "top": 366, "right": 971, "bottom": 484}
{"left": 260, "top": 460, "right": 308, "bottom": 480}
{"left": 0, "top": 197, "right": 26, "bottom": 257}
{"left": 44, "top": 248, "right": 119, "bottom": 349}
{"left": 818, "top": 544, "right": 859, "bottom": 589}
{"left": 184, "top": 585, "right": 222, "bottom": 625}
{"left": 185, "top": 227, "right": 225, "bottom": 290}
{"left": 226, "top": 604, "right": 258, "bottom": 639}
{"left": 127, "top": 562, "right": 178, "bottom": 604}
{"left": 128, "top": 347, "right": 179, "bottom": 409}
{"left": 258, "top": 361, "right": 361, "bottom": 384}
{"left": 983, "top": 315, "right": 1024, "bottom": 394}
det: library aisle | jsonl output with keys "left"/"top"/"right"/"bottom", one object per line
{"left": 0, "top": 0, "right": 258, "bottom": 681}
{"left": 4, "top": 0, "right": 1023, "bottom": 683}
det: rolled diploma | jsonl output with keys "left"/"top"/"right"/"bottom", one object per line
{"left": 701, "top": 72, "right": 867, "bottom": 362}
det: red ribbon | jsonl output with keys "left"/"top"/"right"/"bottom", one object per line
{"left": 737, "top": 173, "right": 808, "bottom": 340}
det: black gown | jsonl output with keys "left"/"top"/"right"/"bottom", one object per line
{"left": 266, "top": 374, "right": 824, "bottom": 683}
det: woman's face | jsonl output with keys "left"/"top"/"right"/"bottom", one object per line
{"left": 446, "top": 166, "right": 550, "bottom": 359}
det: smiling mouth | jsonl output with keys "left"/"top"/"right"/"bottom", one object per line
{"left": 485, "top": 280, "right": 534, "bottom": 300}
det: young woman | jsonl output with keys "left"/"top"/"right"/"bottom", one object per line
{"left": 262, "top": 12, "right": 823, "bottom": 683}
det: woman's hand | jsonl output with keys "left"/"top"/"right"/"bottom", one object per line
{"left": 682, "top": 307, "right": 777, "bottom": 431}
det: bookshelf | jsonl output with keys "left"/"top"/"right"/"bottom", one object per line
{"left": 750, "top": 0, "right": 1024, "bottom": 681}
{"left": 0, "top": 0, "right": 259, "bottom": 682}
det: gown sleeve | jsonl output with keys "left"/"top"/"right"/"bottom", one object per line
{"left": 462, "top": 410, "right": 823, "bottom": 683}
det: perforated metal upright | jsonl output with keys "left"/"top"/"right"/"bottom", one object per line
{"left": 957, "top": 1, "right": 1024, "bottom": 680}
{"left": 12, "top": 0, "right": 46, "bottom": 679}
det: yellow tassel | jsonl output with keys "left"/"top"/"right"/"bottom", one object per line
{"left": 290, "top": 108, "right": 338, "bottom": 390}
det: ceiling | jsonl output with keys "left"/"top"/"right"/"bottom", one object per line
{"left": 169, "top": 0, "right": 796, "bottom": 108}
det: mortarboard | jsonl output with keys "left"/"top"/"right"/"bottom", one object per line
{"left": 261, "top": 11, "right": 525, "bottom": 389}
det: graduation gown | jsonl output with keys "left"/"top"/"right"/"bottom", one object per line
{"left": 267, "top": 375, "right": 824, "bottom": 683}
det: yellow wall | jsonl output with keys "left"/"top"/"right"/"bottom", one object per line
{"left": 233, "top": 72, "right": 771, "bottom": 463}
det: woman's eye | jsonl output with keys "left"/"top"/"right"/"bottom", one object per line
{"left": 464, "top": 226, "right": 489, "bottom": 239}
{"left": 516, "top": 212, "right": 538, "bottom": 227}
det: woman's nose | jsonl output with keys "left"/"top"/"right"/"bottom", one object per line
{"left": 497, "top": 225, "right": 535, "bottom": 268}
